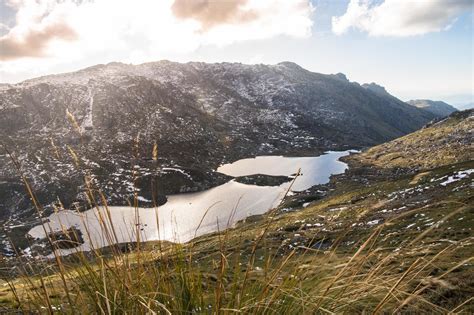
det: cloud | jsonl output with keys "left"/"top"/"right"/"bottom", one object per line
{"left": 172, "top": 0, "right": 258, "bottom": 30}
{"left": 0, "top": 23, "right": 9, "bottom": 32}
{"left": 0, "top": 22, "right": 76, "bottom": 60}
{"left": 0, "top": 0, "right": 77, "bottom": 60}
{"left": 0, "top": 0, "right": 313, "bottom": 65}
{"left": 332, "top": 0, "right": 472, "bottom": 37}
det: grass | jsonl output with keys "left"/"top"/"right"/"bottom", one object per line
{"left": 352, "top": 111, "right": 473, "bottom": 169}
{"left": 1, "top": 205, "right": 472, "bottom": 314}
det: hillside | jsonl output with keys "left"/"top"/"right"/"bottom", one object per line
{"left": 0, "top": 61, "right": 435, "bottom": 247}
{"left": 408, "top": 99, "right": 458, "bottom": 117}
{"left": 352, "top": 109, "right": 473, "bottom": 169}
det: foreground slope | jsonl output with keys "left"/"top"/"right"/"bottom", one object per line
{"left": 189, "top": 109, "right": 474, "bottom": 312}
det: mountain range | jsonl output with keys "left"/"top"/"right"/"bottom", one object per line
{"left": 0, "top": 61, "right": 438, "bottom": 252}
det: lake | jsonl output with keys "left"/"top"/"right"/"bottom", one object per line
{"left": 27, "top": 150, "right": 354, "bottom": 256}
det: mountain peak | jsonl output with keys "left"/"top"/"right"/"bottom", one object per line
{"left": 362, "top": 83, "right": 389, "bottom": 96}
{"left": 332, "top": 72, "right": 349, "bottom": 82}
{"left": 276, "top": 61, "right": 303, "bottom": 70}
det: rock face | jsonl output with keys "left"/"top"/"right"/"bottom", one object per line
{"left": 361, "top": 83, "right": 391, "bottom": 97}
{"left": 407, "top": 99, "right": 458, "bottom": 117}
{"left": 0, "top": 61, "right": 435, "bottom": 249}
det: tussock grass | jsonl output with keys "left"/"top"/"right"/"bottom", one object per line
{"left": 1, "top": 173, "right": 471, "bottom": 313}
{"left": 3, "top": 206, "right": 472, "bottom": 314}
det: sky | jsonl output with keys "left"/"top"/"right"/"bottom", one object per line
{"left": 0, "top": 0, "right": 472, "bottom": 105}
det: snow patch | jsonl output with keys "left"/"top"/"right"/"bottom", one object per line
{"left": 439, "top": 169, "right": 474, "bottom": 186}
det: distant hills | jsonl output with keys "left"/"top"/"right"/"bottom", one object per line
{"left": 359, "top": 83, "right": 457, "bottom": 118}
{"left": 407, "top": 99, "right": 457, "bottom": 117}
{"left": 455, "top": 102, "right": 474, "bottom": 111}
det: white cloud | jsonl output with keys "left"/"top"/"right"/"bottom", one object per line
{"left": 332, "top": 0, "right": 472, "bottom": 37}
{"left": 0, "top": 0, "right": 314, "bottom": 82}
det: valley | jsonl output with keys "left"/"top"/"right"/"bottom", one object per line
{"left": 0, "top": 62, "right": 471, "bottom": 313}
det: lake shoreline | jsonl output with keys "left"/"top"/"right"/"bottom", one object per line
{"left": 25, "top": 150, "right": 356, "bottom": 257}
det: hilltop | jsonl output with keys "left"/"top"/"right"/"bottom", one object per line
{"left": 408, "top": 99, "right": 458, "bottom": 117}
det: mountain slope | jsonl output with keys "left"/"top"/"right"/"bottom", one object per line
{"left": 408, "top": 99, "right": 457, "bottom": 117}
{"left": 1, "top": 61, "right": 435, "bottom": 149}
{"left": 353, "top": 109, "right": 473, "bottom": 170}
